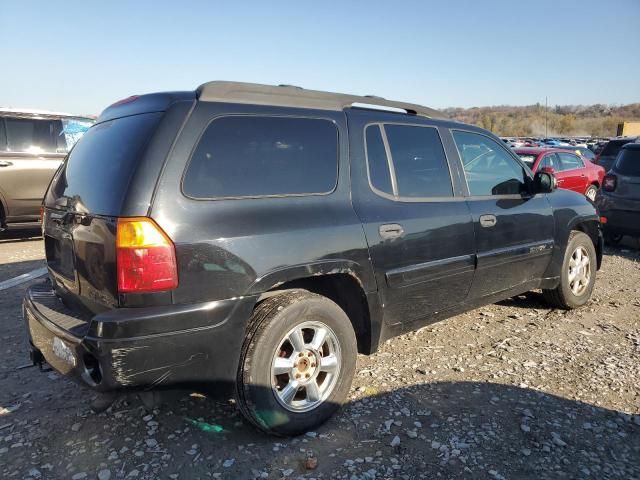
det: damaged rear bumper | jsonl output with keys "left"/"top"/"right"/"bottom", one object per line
{"left": 23, "top": 280, "right": 257, "bottom": 393}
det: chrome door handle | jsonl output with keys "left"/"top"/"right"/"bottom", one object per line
{"left": 379, "top": 223, "right": 404, "bottom": 239}
{"left": 0, "top": 161, "right": 13, "bottom": 167}
{"left": 479, "top": 214, "right": 497, "bottom": 228}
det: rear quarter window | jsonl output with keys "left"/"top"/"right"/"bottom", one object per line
{"left": 183, "top": 116, "right": 338, "bottom": 199}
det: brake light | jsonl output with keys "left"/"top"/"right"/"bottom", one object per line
{"left": 602, "top": 174, "right": 617, "bottom": 192}
{"left": 116, "top": 218, "right": 178, "bottom": 293}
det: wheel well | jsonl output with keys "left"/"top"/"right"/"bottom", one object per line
{"left": 573, "top": 221, "right": 602, "bottom": 269}
{"left": 259, "top": 274, "right": 373, "bottom": 354}
{"left": 590, "top": 182, "right": 599, "bottom": 188}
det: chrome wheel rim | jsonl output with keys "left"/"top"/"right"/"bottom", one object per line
{"left": 568, "top": 246, "right": 591, "bottom": 296}
{"left": 271, "top": 321, "right": 341, "bottom": 412}
{"left": 586, "top": 187, "right": 597, "bottom": 201}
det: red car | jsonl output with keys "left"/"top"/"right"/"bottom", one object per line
{"left": 514, "top": 147, "right": 605, "bottom": 201}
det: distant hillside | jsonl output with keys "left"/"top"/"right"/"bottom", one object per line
{"left": 441, "top": 103, "right": 640, "bottom": 137}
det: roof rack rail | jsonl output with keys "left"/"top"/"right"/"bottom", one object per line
{"left": 350, "top": 102, "right": 415, "bottom": 114}
{"left": 196, "top": 81, "right": 442, "bottom": 119}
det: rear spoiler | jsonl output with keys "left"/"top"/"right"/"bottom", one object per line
{"left": 96, "top": 91, "right": 196, "bottom": 124}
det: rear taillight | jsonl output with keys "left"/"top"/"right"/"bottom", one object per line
{"left": 116, "top": 217, "right": 178, "bottom": 294}
{"left": 602, "top": 174, "right": 617, "bottom": 192}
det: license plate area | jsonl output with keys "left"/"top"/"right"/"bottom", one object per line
{"left": 45, "top": 233, "right": 75, "bottom": 280}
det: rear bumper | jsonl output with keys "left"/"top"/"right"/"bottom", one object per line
{"left": 596, "top": 194, "right": 640, "bottom": 237}
{"left": 23, "top": 280, "right": 257, "bottom": 394}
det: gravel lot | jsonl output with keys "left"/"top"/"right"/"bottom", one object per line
{"left": 1, "top": 231, "right": 639, "bottom": 479}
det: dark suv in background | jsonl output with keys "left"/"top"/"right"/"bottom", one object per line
{"left": 23, "top": 82, "right": 602, "bottom": 435}
{"left": 597, "top": 143, "right": 640, "bottom": 243}
{"left": 595, "top": 137, "right": 639, "bottom": 172}
{"left": 0, "top": 109, "right": 93, "bottom": 231}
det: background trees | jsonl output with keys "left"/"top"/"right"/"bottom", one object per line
{"left": 441, "top": 103, "right": 640, "bottom": 137}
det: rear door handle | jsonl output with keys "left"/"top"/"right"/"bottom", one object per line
{"left": 0, "top": 161, "right": 13, "bottom": 167}
{"left": 479, "top": 214, "right": 497, "bottom": 228}
{"left": 379, "top": 223, "right": 404, "bottom": 239}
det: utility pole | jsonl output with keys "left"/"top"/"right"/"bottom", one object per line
{"left": 545, "top": 96, "right": 548, "bottom": 138}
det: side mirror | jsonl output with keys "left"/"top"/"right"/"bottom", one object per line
{"left": 540, "top": 166, "right": 556, "bottom": 174}
{"left": 533, "top": 171, "right": 557, "bottom": 194}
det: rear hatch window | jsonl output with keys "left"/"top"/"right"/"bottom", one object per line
{"left": 615, "top": 149, "right": 640, "bottom": 176}
{"left": 46, "top": 112, "right": 162, "bottom": 215}
{"left": 601, "top": 140, "right": 631, "bottom": 157}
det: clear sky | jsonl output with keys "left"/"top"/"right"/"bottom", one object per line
{"left": 1, "top": 0, "right": 638, "bottom": 116}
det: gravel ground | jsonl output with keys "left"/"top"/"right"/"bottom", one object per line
{"left": 1, "top": 233, "right": 639, "bottom": 479}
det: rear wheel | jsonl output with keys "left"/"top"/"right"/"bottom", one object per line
{"left": 236, "top": 291, "right": 357, "bottom": 436}
{"left": 542, "top": 231, "right": 596, "bottom": 309}
{"left": 604, "top": 232, "right": 624, "bottom": 245}
{"left": 585, "top": 184, "right": 598, "bottom": 201}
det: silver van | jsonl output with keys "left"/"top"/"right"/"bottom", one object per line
{"left": 0, "top": 109, "right": 93, "bottom": 230}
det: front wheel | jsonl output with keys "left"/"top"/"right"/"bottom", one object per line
{"left": 236, "top": 291, "right": 357, "bottom": 436}
{"left": 542, "top": 231, "right": 596, "bottom": 309}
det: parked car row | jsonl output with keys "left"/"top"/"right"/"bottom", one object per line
{"left": 0, "top": 108, "right": 93, "bottom": 231}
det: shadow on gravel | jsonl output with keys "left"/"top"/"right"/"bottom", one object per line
{"left": 495, "top": 291, "right": 549, "bottom": 310}
{"left": 0, "top": 259, "right": 46, "bottom": 283}
{"left": 5, "top": 378, "right": 637, "bottom": 479}
{"left": 0, "top": 227, "right": 42, "bottom": 244}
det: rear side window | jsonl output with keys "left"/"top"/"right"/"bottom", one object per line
{"left": 183, "top": 116, "right": 338, "bottom": 199}
{"left": 3, "top": 117, "right": 66, "bottom": 153}
{"left": 557, "top": 152, "right": 583, "bottom": 171}
{"left": 364, "top": 124, "right": 453, "bottom": 199}
{"left": 615, "top": 148, "right": 640, "bottom": 176}
{"left": 453, "top": 130, "right": 528, "bottom": 196}
{"left": 385, "top": 125, "right": 453, "bottom": 198}
{"left": 46, "top": 112, "right": 163, "bottom": 215}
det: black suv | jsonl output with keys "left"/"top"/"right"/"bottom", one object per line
{"left": 23, "top": 82, "right": 603, "bottom": 435}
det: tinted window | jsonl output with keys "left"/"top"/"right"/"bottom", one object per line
{"left": 365, "top": 125, "right": 393, "bottom": 195}
{"left": 615, "top": 148, "right": 640, "bottom": 176}
{"left": 184, "top": 116, "right": 338, "bottom": 198}
{"left": 4, "top": 117, "right": 66, "bottom": 153}
{"left": 46, "top": 112, "right": 162, "bottom": 215}
{"left": 557, "top": 152, "right": 583, "bottom": 171}
{"left": 453, "top": 130, "right": 528, "bottom": 196}
{"left": 601, "top": 140, "right": 632, "bottom": 157}
{"left": 384, "top": 125, "right": 452, "bottom": 197}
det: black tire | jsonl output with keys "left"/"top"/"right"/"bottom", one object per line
{"left": 236, "top": 290, "right": 357, "bottom": 436}
{"left": 585, "top": 184, "right": 598, "bottom": 202}
{"left": 542, "top": 231, "right": 596, "bottom": 309}
{"left": 604, "top": 232, "right": 624, "bottom": 246}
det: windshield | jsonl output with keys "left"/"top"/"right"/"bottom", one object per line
{"left": 517, "top": 153, "right": 537, "bottom": 168}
